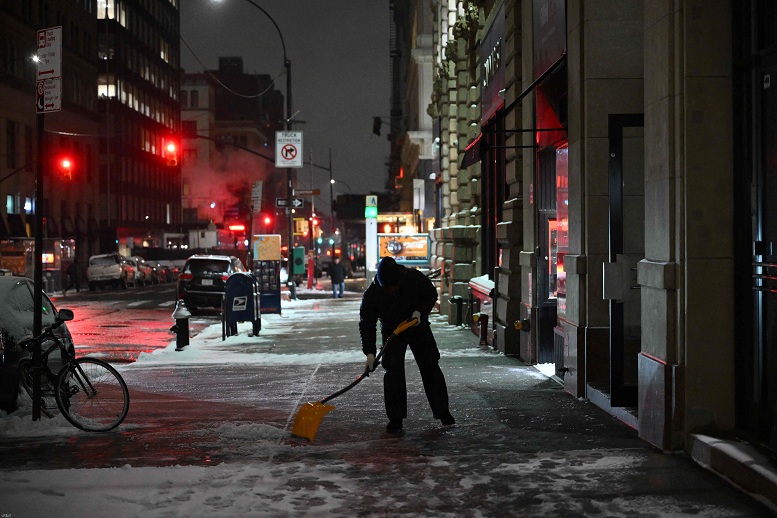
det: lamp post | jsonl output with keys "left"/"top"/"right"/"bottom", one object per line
{"left": 238, "top": 0, "right": 296, "bottom": 299}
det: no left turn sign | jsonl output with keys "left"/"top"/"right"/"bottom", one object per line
{"left": 276, "top": 131, "right": 303, "bottom": 168}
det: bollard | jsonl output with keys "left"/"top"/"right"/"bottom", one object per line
{"left": 478, "top": 313, "right": 489, "bottom": 346}
{"left": 172, "top": 299, "right": 192, "bottom": 351}
{"left": 450, "top": 296, "right": 464, "bottom": 326}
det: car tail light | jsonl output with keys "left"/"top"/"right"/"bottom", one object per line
{"left": 179, "top": 273, "right": 193, "bottom": 281}
{"left": 221, "top": 274, "right": 229, "bottom": 281}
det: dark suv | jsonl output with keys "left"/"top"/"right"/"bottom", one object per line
{"left": 177, "top": 255, "right": 246, "bottom": 313}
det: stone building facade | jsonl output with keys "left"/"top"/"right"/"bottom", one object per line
{"left": 421, "top": 0, "right": 776, "bottom": 456}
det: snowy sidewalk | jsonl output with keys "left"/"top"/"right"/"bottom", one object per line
{"left": 1, "top": 298, "right": 774, "bottom": 517}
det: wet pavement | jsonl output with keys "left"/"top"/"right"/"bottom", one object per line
{"left": 1, "top": 297, "right": 775, "bottom": 517}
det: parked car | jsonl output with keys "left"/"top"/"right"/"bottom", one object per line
{"left": 147, "top": 261, "right": 166, "bottom": 283}
{"left": 128, "top": 256, "right": 154, "bottom": 286}
{"left": 87, "top": 253, "right": 136, "bottom": 290}
{"left": 156, "top": 260, "right": 179, "bottom": 282}
{"left": 0, "top": 276, "right": 73, "bottom": 412}
{"left": 177, "top": 255, "right": 246, "bottom": 313}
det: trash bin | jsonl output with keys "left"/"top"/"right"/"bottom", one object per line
{"left": 223, "top": 272, "right": 261, "bottom": 339}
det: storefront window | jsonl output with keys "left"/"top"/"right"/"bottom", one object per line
{"left": 555, "top": 146, "right": 569, "bottom": 318}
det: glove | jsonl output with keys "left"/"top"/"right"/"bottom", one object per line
{"left": 411, "top": 310, "right": 422, "bottom": 323}
{"left": 365, "top": 353, "right": 376, "bottom": 371}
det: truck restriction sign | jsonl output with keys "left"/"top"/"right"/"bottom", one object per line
{"left": 275, "top": 131, "right": 303, "bottom": 168}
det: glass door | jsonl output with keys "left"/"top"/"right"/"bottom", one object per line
{"left": 605, "top": 114, "right": 644, "bottom": 407}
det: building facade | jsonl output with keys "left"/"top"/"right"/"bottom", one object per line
{"left": 414, "top": 0, "right": 777, "bottom": 455}
{"left": 98, "top": 0, "right": 182, "bottom": 254}
{"left": 180, "top": 57, "right": 284, "bottom": 250}
{"left": 1, "top": 0, "right": 101, "bottom": 283}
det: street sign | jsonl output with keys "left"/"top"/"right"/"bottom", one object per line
{"left": 275, "top": 131, "right": 303, "bottom": 168}
{"left": 295, "top": 189, "right": 320, "bottom": 196}
{"left": 36, "top": 26, "right": 62, "bottom": 114}
{"left": 366, "top": 195, "right": 378, "bottom": 207}
{"left": 276, "top": 197, "right": 304, "bottom": 208}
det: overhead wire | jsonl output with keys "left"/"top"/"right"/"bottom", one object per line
{"left": 179, "top": 34, "right": 284, "bottom": 100}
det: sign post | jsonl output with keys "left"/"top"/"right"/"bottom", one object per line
{"left": 365, "top": 196, "right": 378, "bottom": 281}
{"left": 32, "top": 26, "right": 63, "bottom": 421}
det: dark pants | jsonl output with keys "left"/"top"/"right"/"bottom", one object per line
{"left": 380, "top": 324, "right": 450, "bottom": 421}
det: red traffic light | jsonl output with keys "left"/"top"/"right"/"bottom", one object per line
{"left": 263, "top": 215, "right": 272, "bottom": 226}
{"left": 164, "top": 140, "right": 178, "bottom": 166}
{"left": 60, "top": 156, "right": 73, "bottom": 180}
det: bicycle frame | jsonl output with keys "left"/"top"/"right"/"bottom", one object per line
{"left": 17, "top": 308, "right": 130, "bottom": 431}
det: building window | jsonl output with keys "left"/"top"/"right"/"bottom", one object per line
{"left": 6, "top": 194, "right": 17, "bottom": 214}
{"left": 6, "top": 120, "right": 16, "bottom": 169}
{"left": 182, "top": 120, "right": 197, "bottom": 137}
{"left": 180, "top": 90, "right": 188, "bottom": 108}
{"left": 98, "top": 73, "right": 116, "bottom": 98}
{"left": 191, "top": 90, "right": 199, "bottom": 108}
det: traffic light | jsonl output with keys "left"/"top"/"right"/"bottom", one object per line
{"left": 60, "top": 156, "right": 73, "bottom": 180}
{"left": 164, "top": 140, "right": 178, "bottom": 166}
{"left": 262, "top": 214, "right": 272, "bottom": 226}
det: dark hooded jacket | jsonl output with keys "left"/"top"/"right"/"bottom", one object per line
{"left": 359, "top": 264, "right": 438, "bottom": 355}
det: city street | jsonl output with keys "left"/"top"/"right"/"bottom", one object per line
{"left": 1, "top": 296, "right": 774, "bottom": 517}
{"left": 50, "top": 282, "right": 215, "bottom": 361}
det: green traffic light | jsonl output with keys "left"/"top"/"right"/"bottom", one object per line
{"left": 365, "top": 206, "right": 378, "bottom": 218}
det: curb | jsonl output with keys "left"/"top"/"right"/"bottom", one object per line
{"left": 688, "top": 433, "right": 777, "bottom": 510}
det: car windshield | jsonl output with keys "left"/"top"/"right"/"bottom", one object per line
{"left": 90, "top": 255, "right": 118, "bottom": 266}
{"left": 185, "top": 259, "right": 229, "bottom": 275}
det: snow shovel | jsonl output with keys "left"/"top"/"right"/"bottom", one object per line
{"left": 291, "top": 316, "right": 420, "bottom": 441}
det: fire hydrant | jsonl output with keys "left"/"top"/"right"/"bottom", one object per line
{"left": 172, "top": 299, "right": 191, "bottom": 351}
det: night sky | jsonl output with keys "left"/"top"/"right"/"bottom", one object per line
{"left": 180, "top": 1, "right": 392, "bottom": 218}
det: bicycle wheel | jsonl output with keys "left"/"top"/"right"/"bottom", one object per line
{"left": 17, "top": 358, "right": 59, "bottom": 418}
{"left": 55, "top": 358, "right": 130, "bottom": 432}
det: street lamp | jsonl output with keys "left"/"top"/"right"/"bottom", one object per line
{"left": 234, "top": 0, "right": 296, "bottom": 299}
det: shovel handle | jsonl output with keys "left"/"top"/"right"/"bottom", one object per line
{"left": 319, "top": 317, "right": 421, "bottom": 405}
{"left": 393, "top": 317, "right": 420, "bottom": 336}
{"left": 370, "top": 317, "right": 420, "bottom": 369}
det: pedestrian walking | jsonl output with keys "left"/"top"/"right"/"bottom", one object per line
{"left": 328, "top": 255, "right": 346, "bottom": 298}
{"left": 359, "top": 256, "right": 455, "bottom": 434}
{"left": 65, "top": 260, "right": 80, "bottom": 293}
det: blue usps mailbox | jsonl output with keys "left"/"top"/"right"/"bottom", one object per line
{"left": 222, "top": 272, "right": 261, "bottom": 339}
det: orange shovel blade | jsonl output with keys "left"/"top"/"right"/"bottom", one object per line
{"left": 291, "top": 401, "right": 336, "bottom": 441}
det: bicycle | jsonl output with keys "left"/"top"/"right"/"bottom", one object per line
{"left": 16, "top": 308, "right": 130, "bottom": 432}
